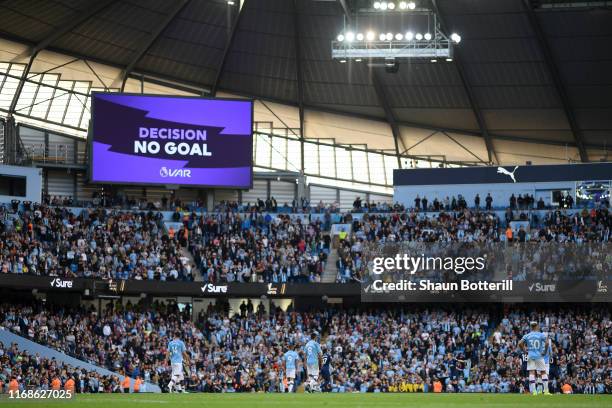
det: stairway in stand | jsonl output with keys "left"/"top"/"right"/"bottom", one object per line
{"left": 321, "top": 247, "right": 339, "bottom": 283}
{"left": 179, "top": 246, "right": 203, "bottom": 282}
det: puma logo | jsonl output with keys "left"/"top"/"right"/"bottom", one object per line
{"left": 497, "top": 166, "right": 519, "bottom": 183}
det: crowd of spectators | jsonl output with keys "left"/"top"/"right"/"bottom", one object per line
{"left": 1, "top": 192, "right": 609, "bottom": 284}
{"left": 0, "top": 300, "right": 609, "bottom": 394}
{"left": 182, "top": 212, "right": 330, "bottom": 283}
{"left": 0, "top": 205, "right": 194, "bottom": 281}
{"left": 0, "top": 340, "right": 123, "bottom": 393}
{"left": 336, "top": 206, "right": 611, "bottom": 282}
{"left": 336, "top": 208, "right": 502, "bottom": 282}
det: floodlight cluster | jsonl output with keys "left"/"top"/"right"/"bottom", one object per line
{"left": 337, "top": 31, "right": 430, "bottom": 42}
{"left": 337, "top": 30, "right": 461, "bottom": 44}
{"left": 373, "top": 1, "right": 416, "bottom": 10}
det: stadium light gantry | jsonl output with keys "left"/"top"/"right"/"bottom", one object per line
{"left": 332, "top": 27, "right": 458, "bottom": 63}
{"left": 373, "top": 1, "right": 416, "bottom": 11}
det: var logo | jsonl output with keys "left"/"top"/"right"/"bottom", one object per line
{"left": 160, "top": 167, "right": 191, "bottom": 178}
{"left": 50, "top": 278, "right": 73, "bottom": 288}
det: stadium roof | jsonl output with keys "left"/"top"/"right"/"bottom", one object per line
{"left": 0, "top": 0, "right": 611, "bottom": 162}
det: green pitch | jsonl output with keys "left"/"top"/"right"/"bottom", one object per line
{"left": 4, "top": 393, "right": 611, "bottom": 408}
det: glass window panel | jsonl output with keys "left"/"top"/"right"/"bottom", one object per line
{"left": 9, "top": 65, "right": 24, "bottom": 76}
{"left": 63, "top": 82, "right": 89, "bottom": 127}
{"left": 368, "top": 152, "right": 386, "bottom": 185}
{"left": 79, "top": 96, "right": 92, "bottom": 129}
{"left": 270, "top": 135, "right": 287, "bottom": 170}
{"left": 47, "top": 81, "right": 73, "bottom": 124}
{"left": 335, "top": 146, "right": 352, "bottom": 180}
{"left": 384, "top": 155, "right": 397, "bottom": 185}
{"left": 0, "top": 72, "right": 17, "bottom": 109}
{"left": 14, "top": 81, "right": 37, "bottom": 114}
{"left": 319, "top": 144, "right": 336, "bottom": 179}
{"left": 29, "top": 74, "right": 58, "bottom": 119}
{"left": 351, "top": 150, "right": 369, "bottom": 183}
{"left": 286, "top": 138, "right": 302, "bottom": 173}
{"left": 303, "top": 141, "right": 319, "bottom": 175}
{"left": 409, "top": 158, "right": 434, "bottom": 168}
{"left": 255, "top": 133, "right": 271, "bottom": 168}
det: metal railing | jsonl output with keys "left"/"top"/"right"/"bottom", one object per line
{"left": 26, "top": 143, "right": 73, "bottom": 164}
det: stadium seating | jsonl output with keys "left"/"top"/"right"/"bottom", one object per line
{"left": 1, "top": 300, "right": 610, "bottom": 393}
{"left": 0, "top": 205, "right": 194, "bottom": 281}
{"left": 0, "top": 199, "right": 609, "bottom": 284}
{"left": 0, "top": 340, "right": 122, "bottom": 393}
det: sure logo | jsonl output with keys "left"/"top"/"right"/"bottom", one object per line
{"left": 50, "top": 278, "right": 73, "bottom": 288}
{"left": 201, "top": 284, "right": 228, "bottom": 293}
{"left": 528, "top": 282, "right": 555, "bottom": 293}
{"left": 159, "top": 167, "right": 191, "bottom": 178}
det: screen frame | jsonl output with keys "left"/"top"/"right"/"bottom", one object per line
{"left": 87, "top": 92, "right": 254, "bottom": 190}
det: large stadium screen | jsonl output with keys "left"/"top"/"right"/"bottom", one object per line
{"left": 89, "top": 93, "right": 253, "bottom": 188}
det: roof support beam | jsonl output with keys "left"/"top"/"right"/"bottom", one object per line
{"left": 293, "top": 0, "right": 305, "bottom": 172}
{"left": 371, "top": 71, "right": 404, "bottom": 168}
{"left": 522, "top": 0, "right": 589, "bottom": 162}
{"left": 120, "top": 0, "right": 190, "bottom": 91}
{"left": 432, "top": 0, "right": 499, "bottom": 165}
{"left": 337, "top": 0, "right": 352, "bottom": 19}
{"left": 8, "top": 0, "right": 117, "bottom": 114}
{"left": 208, "top": 0, "right": 248, "bottom": 96}
{"left": 337, "top": 0, "right": 404, "bottom": 168}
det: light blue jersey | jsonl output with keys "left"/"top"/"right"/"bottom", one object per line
{"left": 304, "top": 340, "right": 322, "bottom": 367}
{"left": 283, "top": 350, "right": 300, "bottom": 370}
{"left": 521, "top": 331, "right": 547, "bottom": 359}
{"left": 168, "top": 339, "right": 186, "bottom": 364}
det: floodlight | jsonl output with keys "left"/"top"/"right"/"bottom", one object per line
{"left": 395, "top": 33, "right": 404, "bottom": 40}
{"left": 366, "top": 31, "right": 375, "bottom": 41}
{"left": 356, "top": 33, "right": 364, "bottom": 41}
{"left": 337, "top": 34, "right": 345, "bottom": 42}
{"left": 405, "top": 31, "right": 414, "bottom": 40}
{"left": 415, "top": 33, "right": 423, "bottom": 40}
{"left": 424, "top": 32, "right": 432, "bottom": 40}
{"left": 346, "top": 32, "right": 355, "bottom": 42}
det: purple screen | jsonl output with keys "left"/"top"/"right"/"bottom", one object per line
{"left": 90, "top": 93, "right": 253, "bottom": 188}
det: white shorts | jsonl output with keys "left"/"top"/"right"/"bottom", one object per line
{"left": 286, "top": 368, "right": 296, "bottom": 379}
{"left": 306, "top": 364, "right": 319, "bottom": 379}
{"left": 527, "top": 358, "right": 546, "bottom": 372}
{"left": 171, "top": 362, "right": 184, "bottom": 381}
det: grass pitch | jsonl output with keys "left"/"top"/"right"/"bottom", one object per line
{"left": 3, "top": 393, "right": 612, "bottom": 408}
